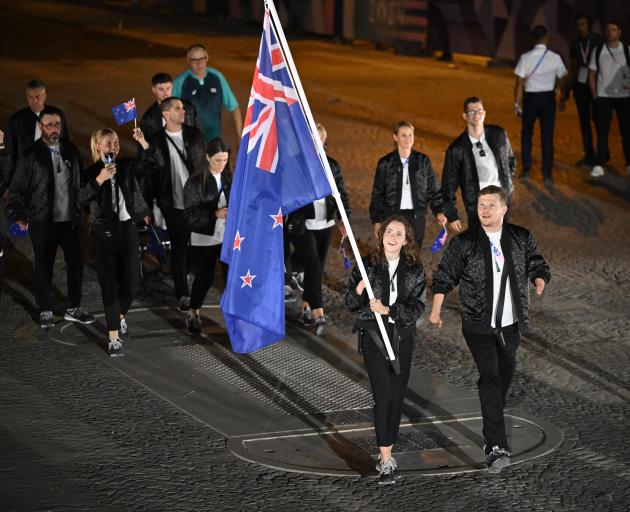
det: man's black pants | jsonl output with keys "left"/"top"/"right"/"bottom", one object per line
{"left": 521, "top": 91, "right": 556, "bottom": 178}
{"left": 29, "top": 220, "right": 83, "bottom": 312}
{"left": 573, "top": 83, "right": 597, "bottom": 161}
{"left": 163, "top": 208, "right": 191, "bottom": 300}
{"left": 362, "top": 326, "right": 414, "bottom": 447}
{"left": 594, "top": 97, "right": 630, "bottom": 166}
{"left": 189, "top": 244, "right": 227, "bottom": 310}
{"left": 91, "top": 220, "right": 139, "bottom": 331}
{"left": 398, "top": 209, "right": 426, "bottom": 249}
{"left": 462, "top": 324, "right": 520, "bottom": 451}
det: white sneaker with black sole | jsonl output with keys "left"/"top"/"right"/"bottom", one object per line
{"left": 119, "top": 317, "right": 130, "bottom": 342}
{"left": 39, "top": 311, "right": 55, "bottom": 329}
{"left": 108, "top": 337, "right": 124, "bottom": 357}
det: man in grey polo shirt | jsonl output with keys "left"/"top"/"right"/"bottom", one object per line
{"left": 589, "top": 20, "right": 630, "bottom": 177}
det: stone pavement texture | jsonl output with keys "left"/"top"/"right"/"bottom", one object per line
{"left": 1, "top": 2, "right": 630, "bottom": 511}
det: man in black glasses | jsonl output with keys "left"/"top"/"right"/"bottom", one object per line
{"left": 6, "top": 107, "right": 94, "bottom": 328}
{"left": 441, "top": 97, "right": 515, "bottom": 232}
{"left": 430, "top": 185, "right": 550, "bottom": 473}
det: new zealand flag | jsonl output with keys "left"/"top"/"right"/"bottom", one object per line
{"left": 220, "top": 8, "right": 331, "bottom": 353}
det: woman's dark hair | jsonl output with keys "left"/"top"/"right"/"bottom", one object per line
{"left": 200, "top": 138, "right": 231, "bottom": 187}
{"left": 370, "top": 214, "right": 421, "bottom": 266}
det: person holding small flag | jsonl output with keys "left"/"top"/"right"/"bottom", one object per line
{"left": 345, "top": 215, "right": 427, "bottom": 485}
{"left": 183, "top": 139, "right": 231, "bottom": 335}
{"left": 286, "top": 123, "right": 350, "bottom": 334}
{"left": 429, "top": 185, "right": 550, "bottom": 473}
{"left": 80, "top": 127, "right": 151, "bottom": 357}
{"left": 369, "top": 121, "right": 446, "bottom": 249}
{"left": 144, "top": 97, "right": 205, "bottom": 312}
{"left": 6, "top": 106, "right": 94, "bottom": 329}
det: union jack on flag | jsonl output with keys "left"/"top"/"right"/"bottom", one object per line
{"left": 220, "top": 6, "right": 332, "bottom": 354}
{"left": 111, "top": 98, "right": 137, "bottom": 125}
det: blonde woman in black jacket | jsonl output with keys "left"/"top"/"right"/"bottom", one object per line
{"left": 345, "top": 214, "right": 426, "bottom": 485}
{"left": 80, "top": 127, "right": 151, "bottom": 356}
{"left": 182, "top": 139, "right": 231, "bottom": 335}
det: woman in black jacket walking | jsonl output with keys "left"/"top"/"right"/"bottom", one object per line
{"left": 182, "top": 139, "right": 231, "bottom": 335}
{"left": 80, "top": 127, "right": 151, "bottom": 356}
{"left": 345, "top": 215, "right": 426, "bottom": 485}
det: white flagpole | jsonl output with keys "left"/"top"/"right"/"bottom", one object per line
{"left": 265, "top": 0, "right": 398, "bottom": 366}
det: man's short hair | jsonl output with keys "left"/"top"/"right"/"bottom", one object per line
{"left": 26, "top": 79, "right": 46, "bottom": 90}
{"left": 574, "top": 13, "right": 590, "bottom": 25}
{"left": 38, "top": 106, "right": 61, "bottom": 121}
{"left": 478, "top": 185, "right": 508, "bottom": 204}
{"left": 186, "top": 43, "right": 208, "bottom": 56}
{"left": 605, "top": 20, "right": 621, "bottom": 30}
{"left": 151, "top": 73, "right": 173, "bottom": 86}
{"left": 160, "top": 96, "right": 182, "bottom": 112}
{"left": 532, "top": 25, "right": 548, "bottom": 42}
{"left": 463, "top": 96, "right": 483, "bottom": 112}
{"left": 393, "top": 120, "right": 414, "bottom": 134}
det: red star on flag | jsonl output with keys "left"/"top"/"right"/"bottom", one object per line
{"left": 240, "top": 269, "right": 256, "bottom": 288}
{"left": 270, "top": 207, "right": 283, "bottom": 229}
{"left": 233, "top": 231, "right": 245, "bottom": 251}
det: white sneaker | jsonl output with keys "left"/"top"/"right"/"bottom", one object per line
{"left": 590, "top": 165, "right": 605, "bottom": 177}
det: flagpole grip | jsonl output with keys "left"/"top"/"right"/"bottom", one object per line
{"left": 266, "top": 0, "right": 397, "bottom": 363}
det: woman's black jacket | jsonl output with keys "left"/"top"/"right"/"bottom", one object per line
{"left": 431, "top": 224, "right": 551, "bottom": 334}
{"left": 369, "top": 149, "right": 444, "bottom": 224}
{"left": 183, "top": 171, "right": 231, "bottom": 236}
{"left": 79, "top": 158, "right": 151, "bottom": 225}
{"left": 286, "top": 155, "right": 350, "bottom": 235}
{"left": 345, "top": 255, "right": 426, "bottom": 338}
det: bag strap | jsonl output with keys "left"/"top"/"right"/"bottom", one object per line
{"left": 164, "top": 132, "right": 189, "bottom": 169}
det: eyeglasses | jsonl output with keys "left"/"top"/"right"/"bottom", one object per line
{"left": 41, "top": 122, "right": 62, "bottom": 129}
{"left": 466, "top": 108, "right": 485, "bottom": 117}
{"left": 188, "top": 56, "right": 208, "bottom": 63}
{"left": 477, "top": 202, "right": 501, "bottom": 210}
{"left": 475, "top": 141, "right": 486, "bottom": 157}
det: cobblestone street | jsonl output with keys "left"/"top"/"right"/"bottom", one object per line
{"left": 1, "top": 2, "right": 629, "bottom": 511}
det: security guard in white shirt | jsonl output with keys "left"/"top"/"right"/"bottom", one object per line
{"left": 514, "top": 25, "right": 568, "bottom": 189}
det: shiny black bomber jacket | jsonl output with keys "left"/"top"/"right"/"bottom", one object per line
{"left": 80, "top": 158, "right": 151, "bottom": 225}
{"left": 6, "top": 139, "right": 83, "bottom": 224}
{"left": 431, "top": 224, "right": 551, "bottom": 334}
{"left": 345, "top": 256, "right": 427, "bottom": 338}
{"left": 441, "top": 125, "right": 516, "bottom": 223}
{"left": 369, "top": 149, "right": 444, "bottom": 224}
{"left": 183, "top": 171, "right": 231, "bottom": 236}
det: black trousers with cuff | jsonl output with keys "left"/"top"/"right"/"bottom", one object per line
{"left": 361, "top": 323, "right": 414, "bottom": 447}
{"left": 462, "top": 323, "right": 520, "bottom": 452}
{"left": 91, "top": 220, "right": 139, "bottom": 332}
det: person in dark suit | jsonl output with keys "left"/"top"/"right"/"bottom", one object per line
{"left": 145, "top": 97, "right": 205, "bottom": 311}
{"left": 6, "top": 107, "right": 92, "bottom": 328}
{"left": 5, "top": 80, "right": 70, "bottom": 187}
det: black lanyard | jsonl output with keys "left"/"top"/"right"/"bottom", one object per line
{"left": 389, "top": 264, "right": 399, "bottom": 292}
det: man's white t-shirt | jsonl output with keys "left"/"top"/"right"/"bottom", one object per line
{"left": 589, "top": 43, "right": 630, "bottom": 98}
{"left": 487, "top": 230, "right": 514, "bottom": 329}
{"left": 515, "top": 44, "right": 568, "bottom": 92}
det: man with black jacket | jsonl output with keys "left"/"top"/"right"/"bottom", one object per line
{"left": 369, "top": 121, "right": 446, "bottom": 248}
{"left": 442, "top": 97, "right": 515, "bottom": 232}
{"left": 147, "top": 97, "right": 205, "bottom": 310}
{"left": 429, "top": 185, "right": 550, "bottom": 473}
{"left": 6, "top": 107, "right": 94, "bottom": 328}
{"left": 5, "top": 80, "right": 70, "bottom": 186}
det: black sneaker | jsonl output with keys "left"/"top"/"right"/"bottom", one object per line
{"left": 314, "top": 315, "right": 327, "bottom": 336}
{"left": 186, "top": 313, "right": 202, "bottom": 335}
{"left": 108, "top": 337, "right": 124, "bottom": 357}
{"left": 543, "top": 177, "right": 554, "bottom": 190}
{"left": 119, "top": 317, "right": 130, "bottom": 342}
{"left": 299, "top": 308, "right": 314, "bottom": 326}
{"left": 519, "top": 170, "right": 531, "bottom": 180}
{"left": 377, "top": 457, "right": 397, "bottom": 485}
{"left": 64, "top": 307, "right": 95, "bottom": 324}
{"left": 487, "top": 446, "right": 511, "bottom": 473}
{"left": 178, "top": 296, "right": 191, "bottom": 313}
{"left": 292, "top": 272, "right": 304, "bottom": 292}
{"left": 39, "top": 310, "right": 55, "bottom": 329}
{"left": 284, "top": 285, "right": 297, "bottom": 303}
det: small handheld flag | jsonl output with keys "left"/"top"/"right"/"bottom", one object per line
{"left": 430, "top": 225, "right": 447, "bottom": 253}
{"left": 111, "top": 99, "right": 137, "bottom": 125}
{"left": 8, "top": 223, "right": 29, "bottom": 238}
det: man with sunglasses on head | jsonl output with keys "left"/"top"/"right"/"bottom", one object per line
{"left": 6, "top": 107, "right": 94, "bottom": 328}
{"left": 172, "top": 44, "right": 242, "bottom": 143}
{"left": 441, "top": 97, "right": 516, "bottom": 232}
